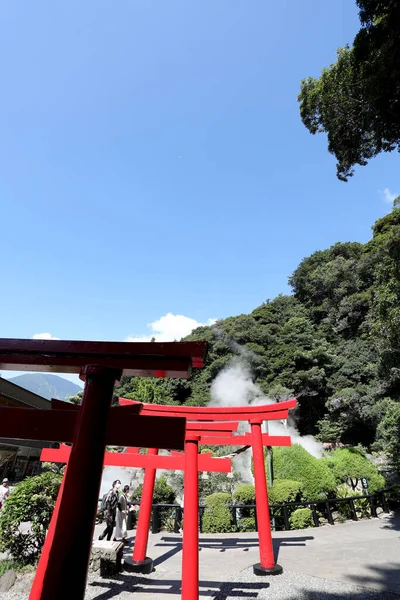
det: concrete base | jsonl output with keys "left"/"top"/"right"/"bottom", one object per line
{"left": 124, "top": 556, "right": 154, "bottom": 575}
{"left": 253, "top": 562, "right": 283, "bottom": 576}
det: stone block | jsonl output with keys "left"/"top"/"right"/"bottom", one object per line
{"left": 89, "top": 540, "right": 124, "bottom": 577}
{"left": 0, "top": 570, "right": 17, "bottom": 593}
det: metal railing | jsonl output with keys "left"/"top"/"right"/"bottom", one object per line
{"left": 149, "top": 490, "right": 390, "bottom": 534}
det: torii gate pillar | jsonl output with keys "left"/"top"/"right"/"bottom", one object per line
{"left": 251, "top": 420, "right": 282, "bottom": 575}
{"left": 39, "top": 365, "right": 121, "bottom": 600}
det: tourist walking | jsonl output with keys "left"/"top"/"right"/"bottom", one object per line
{"left": 0, "top": 478, "right": 10, "bottom": 510}
{"left": 115, "top": 484, "right": 130, "bottom": 543}
{"left": 99, "top": 480, "right": 120, "bottom": 541}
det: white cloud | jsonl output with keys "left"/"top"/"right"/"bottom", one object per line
{"left": 382, "top": 188, "right": 398, "bottom": 204}
{"left": 32, "top": 333, "right": 60, "bottom": 340}
{"left": 125, "top": 313, "right": 217, "bottom": 342}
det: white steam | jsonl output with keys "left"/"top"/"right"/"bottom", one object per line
{"left": 209, "top": 360, "right": 323, "bottom": 483}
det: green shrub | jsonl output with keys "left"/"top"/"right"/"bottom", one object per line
{"left": 268, "top": 480, "right": 302, "bottom": 504}
{"left": 131, "top": 476, "right": 176, "bottom": 505}
{"left": 329, "top": 448, "right": 385, "bottom": 493}
{"left": 273, "top": 445, "right": 336, "bottom": 500}
{"left": 237, "top": 517, "right": 256, "bottom": 532}
{"left": 0, "top": 471, "right": 62, "bottom": 564}
{"left": 202, "top": 493, "right": 235, "bottom": 533}
{"left": 289, "top": 507, "right": 314, "bottom": 530}
{"left": 233, "top": 484, "right": 255, "bottom": 517}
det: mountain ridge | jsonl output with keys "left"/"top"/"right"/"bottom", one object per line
{"left": 9, "top": 373, "right": 82, "bottom": 401}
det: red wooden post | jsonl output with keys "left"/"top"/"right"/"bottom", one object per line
{"left": 40, "top": 365, "right": 121, "bottom": 599}
{"left": 250, "top": 420, "right": 282, "bottom": 575}
{"left": 127, "top": 448, "right": 159, "bottom": 574}
{"left": 181, "top": 435, "right": 199, "bottom": 600}
{"left": 29, "top": 468, "right": 67, "bottom": 600}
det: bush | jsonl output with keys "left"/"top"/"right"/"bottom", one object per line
{"left": 0, "top": 471, "right": 62, "bottom": 564}
{"left": 131, "top": 476, "right": 176, "bottom": 505}
{"left": 268, "top": 480, "right": 302, "bottom": 504}
{"left": 237, "top": 517, "right": 256, "bottom": 532}
{"left": 202, "top": 493, "right": 235, "bottom": 533}
{"left": 289, "top": 508, "right": 314, "bottom": 530}
{"left": 329, "top": 448, "right": 385, "bottom": 493}
{"left": 273, "top": 445, "right": 336, "bottom": 500}
{"left": 233, "top": 484, "right": 255, "bottom": 517}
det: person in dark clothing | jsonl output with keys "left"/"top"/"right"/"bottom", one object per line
{"left": 99, "top": 480, "right": 121, "bottom": 541}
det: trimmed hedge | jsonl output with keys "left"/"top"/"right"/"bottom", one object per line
{"left": 202, "top": 493, "right": 235, "bottom": 533}
{"left": 289, "top": 507, "right": 314, "bottom": 530}
{"left": 272, "top": 444, "right": 336, "bottom": 500}
{"left": 268, "top": 479, "right": 302, "bottom": 504}
{"left": 328, "top": 448, "right": 385, "bottom": 493}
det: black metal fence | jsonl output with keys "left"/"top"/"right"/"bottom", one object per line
{"left": 149, "top": 490, "right": 390, "bottom": 534}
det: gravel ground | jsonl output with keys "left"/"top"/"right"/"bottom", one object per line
{"left": 4, "top": 567, "right": 400, "bottom": 600}
{"left": 214, "top": 568, "right": 400, "bottom": 600}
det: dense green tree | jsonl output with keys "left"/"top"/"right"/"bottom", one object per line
{"left": 299, "top": 1, "right": 400, "bottom": 181}
{"left": 116, "top": 206, "right": 400, "bottom": 456}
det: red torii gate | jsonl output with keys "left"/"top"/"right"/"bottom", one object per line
{"left": 39, "top": 402, "right": 238, "bottom": 583}
{"left": 0, "top": 338, "right": 207, "bottom": 600}
{"left": 119, "top": 398, "right": 296, "bottom": 600}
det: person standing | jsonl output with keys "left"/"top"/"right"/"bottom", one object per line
{"left": 99, "top": 480, "right": 120, "bottom": 541}
{"left": 115, "top": 485, "right": 130, "bottom": 544}
{"left": 0, "top": 478, "right": 10, "bottom": 510}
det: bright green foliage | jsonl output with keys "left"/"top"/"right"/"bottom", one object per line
{"left": 289, "top": 508, "right": 314, "bottom": 530}
{"left": 131, "top": 476, "right": 176, "bottom": 505}
{"left": 268, "top": 480, "right": 302, "bottom": 505}
{"left": 238, "top": 517, "right": 256, "bottom": 532}
{"left": 233, "top": 484, "right": 255, "bottom": 519}
{"left": 202, "top": 493, "right": 235, "bottom": 533}
{"left": 116, "top": 206, "right": 400, "bottom": 460}
{"left": 0, "top": 472, "right": 62, "bottom": 564}
{"left": 273, "top": 445, "right": 336, "bottom": 500}
{"left": 298, "top": 1, "right": 400, "bottom": 181}
{"left": 328, "top": 448, "right": 385, "bottom": 492}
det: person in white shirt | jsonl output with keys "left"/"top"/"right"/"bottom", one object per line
{"left": 0, "top": 478, "right": 10, "bottom": 509}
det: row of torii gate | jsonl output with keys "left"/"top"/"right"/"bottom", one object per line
{"left": 0, "top": 338, "right": 295, "bottom": 600}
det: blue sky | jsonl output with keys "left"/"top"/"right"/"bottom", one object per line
{"left": 1, "top": 1, "right": 398, "bottom": 383}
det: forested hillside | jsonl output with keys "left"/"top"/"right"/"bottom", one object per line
{"left": 117, "top": 207, "right": 400, "bottom": 462}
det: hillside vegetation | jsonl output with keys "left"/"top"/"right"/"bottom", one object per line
{"left": 117, "top": 207, "right": 400, "bottom": 464}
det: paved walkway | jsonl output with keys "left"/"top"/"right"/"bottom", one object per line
{"left": 86, "top": 513, "right": 400, "bottom": 599}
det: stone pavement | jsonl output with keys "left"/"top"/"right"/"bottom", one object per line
{"left": 87, "top": 512, "right": 400, "bottom": 599}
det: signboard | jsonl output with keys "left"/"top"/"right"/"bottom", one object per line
{"left": 361, "top": 477, "right": 368, "bottom": 490}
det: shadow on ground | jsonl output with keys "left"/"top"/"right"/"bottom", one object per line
{"left": 89, "top": 574, "right": 268, "bottom": 599}
{"left": 149, "top": 534, "right": 314, "bottom": 566}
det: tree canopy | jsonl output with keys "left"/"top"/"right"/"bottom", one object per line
{"left": 113, "top": 207, "right": 400, "bottom": 466}
{"left": 298, "top": 0, "right": 400, "bottom": 181}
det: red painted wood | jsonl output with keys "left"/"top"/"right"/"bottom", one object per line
{"left": 133, "top": 448, "right": 158, "bottom": 563}
{"left": 51, "top": 398, "right": 144, "bottom": 415}
{"left": 119, "top": 397, "right": 296, "bottom": 416}
{"left": 0, "top": 407, "right": 186, "bottom": 450}
{"left": 186, "top": 421, "right": 239, "bottom": 432}
{"left": 0, "top": 338, "right": 207, "bottom": 376}
{"left": 119, "top": 397, "right": 295, "bottom": 421}
{"left": 39, "top": 366, "right": 121, "bottom": 599}
{"left": 251, "top": 422, "right": 275, "bottom": 569}
{"left": 198, "top": 434, "right": 292, "bottom": 446}
{"left": 41, "top": 447, "right": 232, "bottom": 473}
{"left": 182, "top": 438, "right": 199, "bottom": 600}
{"left": 29, "top": 468, "right": 67, "bottom": 600}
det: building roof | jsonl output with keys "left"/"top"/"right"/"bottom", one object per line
{"left": 0, "top": 377, "right": 51, "bottom": 409}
